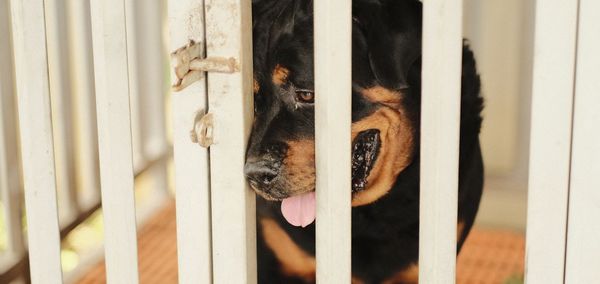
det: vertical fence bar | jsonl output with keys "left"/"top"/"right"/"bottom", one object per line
{"left": 65, "top": 0, "right": 101, "bottom": 210}
{"left": 419, "top": 0, "right": 463, "bottom": 282}
{"left": 9, "top": 0, "right": 63, "bottom": 282}
{"left": 204, "top": 0, "right": 256, "bottom": 282}
{"left": 0, "top": 91, "right": 25, "bottom": 261}
{"left": 45, "top": 0, "right": 79, "bottom": 225}
{"left": 90, "top": 0, "right": 139, "bottom": 283}
{"left": 313, "top": 0, "right": 352, "bottom": 283}
{"left": 525, "top": 0, "right": 579, "bottom": 282}
{"left": 565, "top": 0, "right": 600, "bottom": 282}
{"left": 137, "top": 0, "right": 169, "bottom": 161}
{"left": 0, "top": 0, "right": 24, "bottom": 260}
{"left": 131, "top": 0, "right": 169, "bottom": 197}
{"left": 168, "top": 0, "right": 213, "bottom": 282}
{"left": 125, "top": 0, "right": 147, "bottom": 173}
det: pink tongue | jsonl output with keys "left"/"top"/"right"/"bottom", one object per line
{"left": 281, "top": 191, "right": 316, "bottom": 227}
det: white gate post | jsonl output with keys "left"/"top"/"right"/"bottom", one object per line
{"left": 45, "top": 0, "right": 80, "bottom": 226}
{"left": 65, "top": 0, "right": 101, "bottom": 210}
{"left": 90, "top": 0, "right": 139, "bottom": 282}
{"left": 314, "top": 0, "right": 353, "bottom": 282}
{"left": 204, "top": 0, "right": 257, "bottom": 282}
{"left": 419, "top": 0, "right": 464, "bottom": 283}
{"left": 128, "top": 0, "right": 169, "bottom": 197}
{"left": 10, "top": 0, "right": 63, "bottom": 282}
{"left": 565, "top": 0, "right": 600, "bottom": 282}
{"left": 0, "top": 0, "right": 25, "bottom": 265}
{"left": 168, "top": 0, "right": 213, "bottom": 283}
{"left": 135, "top": 1, "right": 170, "bottom": 163}
{"left": 525, "top": 0, "right": 579, "bottom": 282}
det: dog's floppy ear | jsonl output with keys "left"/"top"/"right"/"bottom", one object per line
{"left": 354, "top": 0, "right": 422, "bottom": 90}
{"left": 252, "top": 0, "right": 303, "bottom": 77}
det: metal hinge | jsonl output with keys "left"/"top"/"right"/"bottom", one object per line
{"left": 170, "top": 40, "right": 239, "bottom": 91}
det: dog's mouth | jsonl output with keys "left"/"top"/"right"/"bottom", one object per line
{"left": 279, "top": 129, "right": 380, "bottom": 228}
{"left": 351, "top": 129, "right": 381, "bottom": 193}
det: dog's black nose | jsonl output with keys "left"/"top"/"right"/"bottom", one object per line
{"left": 244, "top": 161, "right": 278, "bottom": 187}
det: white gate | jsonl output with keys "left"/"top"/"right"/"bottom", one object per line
{"left": 0, "top": 0, "right": 598, "bottom": 283}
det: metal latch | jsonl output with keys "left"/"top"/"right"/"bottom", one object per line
{"left": 190, "top": 110, "right": 214, "bottom": 148}
{"left": 170, "top": 40, "right": 239, "bottom": 91}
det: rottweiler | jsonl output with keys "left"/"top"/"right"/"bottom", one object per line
{"left": 245, "top": 0, "right": 484, "bottom": 283}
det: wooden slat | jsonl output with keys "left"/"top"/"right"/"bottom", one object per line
{"left": 9, "top": 0, "right": 63, "bottom": 282}
{"left": 204, "top": 0, "right": 256, "bottom": 282}
{"left": 45, "top": 0, "right": 79, "bottom": 226}
{"left": 0, "top": 0, "right": 24, "bottom": 260}
{"left": 524, "top": 0, "right": 579, "bottom": 282}
{"left": 89, "top": 0, "right": 139, "bottom": 283}
{"left": 65, "top": 0, "right": 101, "bottom": 210}
{"left": 419, "top": 0, "right": 463, "bottom": 283}
{"left": 313, "top": 0, "right": 352, "bottom": 282}
{"left": 565, "top": 0, "right": 600, "bottom": 282}
{"left": 168, "top": 0, "right": 213, "bottom": 283}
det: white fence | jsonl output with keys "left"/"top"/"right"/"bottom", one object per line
{"left": 0, "top": 0, "right": 598, "bottom": 283}
{"left": 1, "top": 0, "right": 169, "bottom": 282}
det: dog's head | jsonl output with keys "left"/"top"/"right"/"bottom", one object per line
{"left": 246, "top": 0, "right": 422, "bottom": 206}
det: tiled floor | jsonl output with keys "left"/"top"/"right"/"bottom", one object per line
{"left": 77, "top": 201, "right": 524, "bottom": 284}
{"left": 457, "top": 228, "right": 524, "bottom": 283}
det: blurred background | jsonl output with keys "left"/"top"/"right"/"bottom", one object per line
{"left": 0, "top": 0, "right": 534, "bottom": 283}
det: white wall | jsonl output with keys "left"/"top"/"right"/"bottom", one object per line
{"left": 464, "top": 0, "right": 536, "bottom": 230}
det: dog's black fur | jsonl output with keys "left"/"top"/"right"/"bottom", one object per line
{"left": 245, "top": 0, "right": 484, "bottom": 283}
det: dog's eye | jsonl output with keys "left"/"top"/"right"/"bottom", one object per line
{"left": 295, "top": 89, "right": 315, "bottom": 103}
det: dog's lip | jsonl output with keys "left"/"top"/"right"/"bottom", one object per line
{"left": 249, "top": 180, "right": 314, "bottom": 201}
{"left": 273, "top": 190, "right": 315, "bottom": 202}
{"left": 351, "top": 129, "right": 381, "bottom": 193}
{"left": 250, "top": 183, "right": 315, "bottom": 202}
{"left": 250, "top": 185, "right": 287, "bottom": 201}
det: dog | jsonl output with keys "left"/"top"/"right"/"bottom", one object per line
{"left": 245, "top": 0, "right": 484, "bottom": 282}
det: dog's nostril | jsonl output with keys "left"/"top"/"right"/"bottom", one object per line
{"left": 244, "top": 161, "right": 279, "bottom": 186}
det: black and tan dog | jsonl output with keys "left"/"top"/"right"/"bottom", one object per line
{"left": 245, "top": 0, "right": 484, "bottom": 283}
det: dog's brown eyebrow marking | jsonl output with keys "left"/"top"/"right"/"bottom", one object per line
{"left": 272, "top": 64, "right": 290, "bottom": 85}
{"left": 361, "top": 86, "right": 403, "bottom": 109}
{"left": 260, "top": 218, "right": 316, "bottom": 281}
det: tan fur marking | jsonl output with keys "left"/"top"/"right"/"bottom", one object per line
{"left": 272, "top": 64, "right": 290, "bottom": 85}
{"left": 351, "top": 103, "right": 414, "bottom": 206}
{"left": 283, "top": 140, "right": 316, "bottom": 194}
{"left": 254, "top": 78, "right": 260, "bottom": 93}
{"left": 260, "top": 218, "right": 316, "bottom": 281}
{"left": 362, "top": 86, "right": 403, "bottom": 109}
{"left": 383, "top": 264, "right": 419, "bottom": 284}
{"left": 280, "top": 87, "right": 414, "bottom": 206}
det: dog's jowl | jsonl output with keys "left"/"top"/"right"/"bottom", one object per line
{"left": 245, "top": 0, "right": 484, "bottom": 283}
